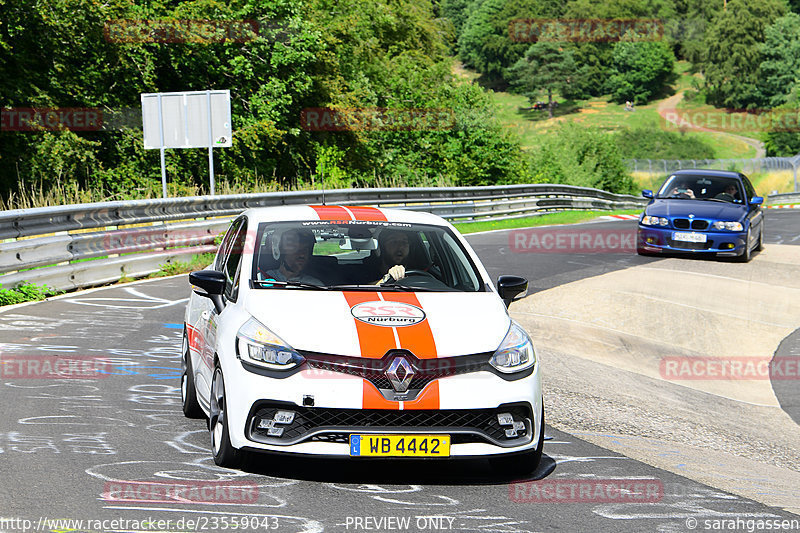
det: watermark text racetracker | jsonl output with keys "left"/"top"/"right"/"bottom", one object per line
{"left": 510, "top": 228, "right": 636, "bottom": 254}
{"left": 301, "top": 107, "right": 456, "bottom": 132}
{"left": 509, "top": 478, "right": 663, "bottom": 503}
{"left": 660, "top": 356, "right": 800, "bottom": 381}
{"left": 662, "top": 107, "right": 800, "bottom": 133}
{"left": 0, "top": 355, "right": 111, "bottom": 379}
{"left": 509, "top": 18, "right": 663, "bottom": 43}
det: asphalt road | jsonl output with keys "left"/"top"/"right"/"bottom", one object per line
{"left": 0, "top": 210, "right": 798, "bottom": 533}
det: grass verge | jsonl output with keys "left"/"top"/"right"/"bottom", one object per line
{"left": 149, "top": 253, "right": 216, "bottom": 278}
{"left": 454, "top": 209, "right": 642, "bottom": 234}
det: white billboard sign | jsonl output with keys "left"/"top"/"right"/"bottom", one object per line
{"left": 141, "top": 90, "right": 232, "bottom": 196}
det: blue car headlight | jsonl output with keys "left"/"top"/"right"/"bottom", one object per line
{"left": 712, "top": 221, "right": 744, "bottom": 231}
{"left": 236, "top": 318, "right": 304, "bottom": 370}
{"left": 490, "top": 321, "right": 536, "bottom": 373}
{"left": 642, "top": 215, "right": 669, "bottom": 227}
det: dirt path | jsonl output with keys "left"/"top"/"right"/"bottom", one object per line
{"left": 657, "top": 92, "right": 766, "bottom": 158}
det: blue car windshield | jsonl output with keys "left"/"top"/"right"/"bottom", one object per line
{"left": 656, "top": 175, "right": 744, "bottom": 204}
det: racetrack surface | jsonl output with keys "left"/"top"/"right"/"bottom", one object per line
{"left": 1, "top": 211, "right": 799, "bottom": 532}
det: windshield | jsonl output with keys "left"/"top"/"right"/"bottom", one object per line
{"left": 656, "top": 174, "right": 744, "bottom": 204}
{"left": 250, "top": 220, "right": 484, "bottom": 292}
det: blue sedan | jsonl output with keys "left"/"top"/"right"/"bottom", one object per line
{"left": 637, "top": 169, "right": 765, "bottom": 262}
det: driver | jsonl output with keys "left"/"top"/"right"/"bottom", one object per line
{"left": 374, "top": 229, "right": 411, "bottom": 285}
{"left": 714, "top": 183, "right": 738, "bottom": 202}
{"left": 263, "top": 229, "right": 324, "bottom": 285}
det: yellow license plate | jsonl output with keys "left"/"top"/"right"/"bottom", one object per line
{"left": 349, "top": 434, "right": 450, "bottom": 457}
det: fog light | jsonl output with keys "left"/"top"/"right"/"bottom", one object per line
{"left": 722, "top": 243, "right": 734, "bottom": 249}
{"left": 274, "top": 410, "right": 295, "bottom": 424}
{"left": 646, "top": 236, "right": 657, "bottom": 244}
{"left": 505, "top": 428, "right": 519, "bottom": 438}
{"left": 258, "top": 419, "right": 275, "bottom": 429}
{"left": 497, "top": 413, "right": 513, "bottom": 426}
{"left": 266, "top": 427, "right": 284, "bottom": 437}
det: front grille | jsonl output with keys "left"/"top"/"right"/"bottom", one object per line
{"left": 302, "top": 350, "right": 491, "bottom": 394}
{"left": 674, "top": 219, "right": 690, "bottom": 229}
{"left": 668, "top": 239, "right": 713, "bottom": 250}
{"left": 248, "top": 403, "right": 533, "bottom": 447}
{"left": 673, "top": 219, "right": 709, "bottom": 230}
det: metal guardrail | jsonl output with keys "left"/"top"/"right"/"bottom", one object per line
{"left": 767, "top": 192, "right": 800, "bottom": 204}
{"left": 0, "top": 184, "right": 647, "bottom": 292}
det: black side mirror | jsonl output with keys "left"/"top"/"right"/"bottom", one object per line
{"left": 190, "top": 270, "right": 226, "bottom": 313}
{"left": 642, "top": 189, "right": 654, "bottom": 199}
{"left": 497, "top": 275, "right": 528, "bottom": 308}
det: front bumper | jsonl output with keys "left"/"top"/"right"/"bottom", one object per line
{"left": 637, "top": 226, "right": 746, "bottom": 256}
{"left": 221, "top": 355, "right": 543, "bottom": 457}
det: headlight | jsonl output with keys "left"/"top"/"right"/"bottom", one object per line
{"left": 490, "top": 322, "right": 536, "bottom": 374}
{"left": 642, "top": 215, "right": 669, "bottom": 227}
{"left": 712, "top": 221, "right": 744, "bottom": 231}
{"left": 236, "top": 318, "right": 304, "bottom": 370}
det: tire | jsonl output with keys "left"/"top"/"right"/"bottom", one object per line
{"left": 181, "top": 330, "right": 203, "bottom": 419}
{"left": 489, "top": 406, "right": 545, "bottom": 475}
{"left": 736, "top": 229, "right": 752, "bottom": 263}
{"left": 210, "top": 363, "right": 241, "bottom": 468}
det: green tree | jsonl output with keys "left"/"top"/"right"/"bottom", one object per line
{"left": 758, "top": 13, "right": 800, "bottom": 107}
{"left": 703, "top": 0, "right": 786, "bottom": 109}
{"left": 506, "top": 42, "right": 585, "bottom": 117}
{"left": 607, "top": 32, "right": 675, "bottom": 104}
{"left": 457, "top": 0, "right": 563, "bottom": 85}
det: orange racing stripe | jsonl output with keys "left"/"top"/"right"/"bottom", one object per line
{"left": 346, "top": 206, "right": 387, "bottom": 221}
{"left": 342, "top": 292, "right": 397, "bottom": 359}
{"left": 309, "top": 205, "right": 350, "bottom": 221}
{"left": 378, "top": 293, "right": 437, "bottom": 359}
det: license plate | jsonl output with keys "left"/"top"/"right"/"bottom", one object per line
{"left": 672, "top": 232, "right": 707, "bottom": 243}
{"left": 349, "top": 434, "right": 450, "bottom": 457}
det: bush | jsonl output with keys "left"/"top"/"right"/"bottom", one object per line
{"left": 526, "top": 124, "right": 634, "bottom": 194}
{"left": 615, "top": 128, "right": 716, "bottom": 160}
{"left": 0, "top": 282, "right": 60, "bottom": 307}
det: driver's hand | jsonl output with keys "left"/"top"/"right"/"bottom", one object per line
{"left": 379, "top": 265, "right": 406, "bottom": 284}
{"left": 388, "top": 265, "right": 405, "bottom": 281}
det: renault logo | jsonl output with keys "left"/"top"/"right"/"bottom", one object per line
{"left": 385, "top": 357, "right": 415, "bottom": 393}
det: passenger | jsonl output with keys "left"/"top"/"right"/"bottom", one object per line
{"left": 263, "top": 229, "right": 324, "bottom": 285}
{"left": 668, "top": 186, "right": 695, "bottom": 199}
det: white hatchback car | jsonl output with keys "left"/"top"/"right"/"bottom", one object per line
{"left": 182, "top": 205, "right": 543, "bottom": 473}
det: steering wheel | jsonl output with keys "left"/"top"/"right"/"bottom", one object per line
{"left": 403, "top": 269, "right": 437, "bottom": 279}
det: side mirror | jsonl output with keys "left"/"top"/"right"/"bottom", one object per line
{"left": 642, "top": 190, "right": 654, "bottom": 199}
{"left": 750, "top": 196, "right": 764, "bottom": 206}
{"left": 190, "top": 270, "right": 226, "bottom": 313}
{"left": 497, "top": 275, "right": 528, "bottom": 308}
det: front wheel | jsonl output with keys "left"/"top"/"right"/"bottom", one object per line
{"left": 181, "top": 330, "right": 203, "bottom": 419}
{"left": 756, "top": 223, "right": 764, "bottom": 252}
{"left": 210, "top": 364, "right": 241, "bottom": 468}
{"left": 489, "top": 406, "right": 545, "bottom": 475}
{"left": 736, "top": 229, "right": 752, "bottom": 263}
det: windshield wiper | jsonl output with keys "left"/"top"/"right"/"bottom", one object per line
{"left": 697, "top": 198, "right": 732, "bottom": 203}
{"left": 251, "top": 280, "right": 328, "bottom": 290}
{"left": 328, "top": 283, "right": 438, "bottom": 292}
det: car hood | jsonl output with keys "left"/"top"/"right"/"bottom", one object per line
{"left": 243, "top": 290, "right": 511, "bottom": 358}
{"left": 647, "top": 199, "right": 747, "bottom": 220}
